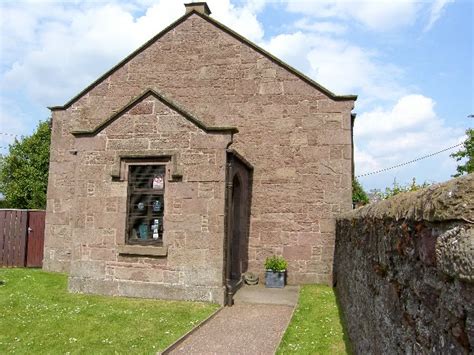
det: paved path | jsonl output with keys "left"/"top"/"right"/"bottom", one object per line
{"left": 167, "top": 285, "right": 299, "bottom": 354}
{"left": 168, "top": 304, "right": 294, "bottom": 354}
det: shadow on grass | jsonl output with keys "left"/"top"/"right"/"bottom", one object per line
{"left": 334, "top": 286, "right": 354, "bottom": 355}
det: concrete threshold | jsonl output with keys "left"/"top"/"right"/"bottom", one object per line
{"left": 233, "top": 283, "right": 300, "bottom": 307}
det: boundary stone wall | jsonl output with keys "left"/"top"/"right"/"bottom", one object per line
{"left": 335, "top": 174, "right": 473, "bottom": 354}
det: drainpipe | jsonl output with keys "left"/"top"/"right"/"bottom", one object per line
{"left": 223, "top": 136, "right": 234, "bottom": 306}
{"left": 351, "top": 112, "right": 356, "bottom": 183}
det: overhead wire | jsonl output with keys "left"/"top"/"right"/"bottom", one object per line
{"left": 0, "top": 132, "right": 19, "bottom": 137}
{"left": 0, "top": 132, "right": 20, "bottom": 151}
{"left": 356, "top": 143, "right": 463, "bottom": 178}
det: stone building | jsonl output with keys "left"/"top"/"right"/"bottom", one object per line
{"left": 43, "top": 2, "right": 357, "bottom": 305}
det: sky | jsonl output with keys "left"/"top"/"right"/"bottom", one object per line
{"left": 0, "top": 0, "right": 473, "bottom": 192}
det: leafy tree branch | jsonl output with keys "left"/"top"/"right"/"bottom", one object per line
{"left": 451, "top": 127, "right": 473, "bottom": 177}
{"left": 0, "top": 120, "right": 51, "bottom": 209}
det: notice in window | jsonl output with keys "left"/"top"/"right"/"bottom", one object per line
{"left": 152, "top": 174, "right": 164, "bottom": 189}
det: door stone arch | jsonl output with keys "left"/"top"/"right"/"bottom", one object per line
{"left": 224, "top": 150, "right": 252, "bottom": 305}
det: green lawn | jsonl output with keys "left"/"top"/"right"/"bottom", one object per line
{"left": 0, "top": 268, "right": 218, "bottom": 354}
{"left": 277, "top": 285, "right": 351, "bottom": 354}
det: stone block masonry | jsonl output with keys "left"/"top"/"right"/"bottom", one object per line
{"left": 44, "top": 7, "right": 355, "bottom": 293}
{"left": 48, "top": 94, "right": 232, "bottom": 304}
{"left": 335, "top": 174, "right": 473, "bottom": 354}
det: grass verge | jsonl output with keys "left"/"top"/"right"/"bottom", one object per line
{"left": 277, "top": 284, "right": 351, "bottom": 354}
{"left": 0, "top": 268, "right": 218, "bottom": 354}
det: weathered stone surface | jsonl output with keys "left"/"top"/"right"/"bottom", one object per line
{"left": 44, "top": 7, "right": 355, "bottom": 298}
{"left": 437, "top": 226, "right": 474, "bottom": 283}
{"left": 335, "top": 175, "right": 474, "bottom": 354}
{"left": 129, "top": 101, "right": 153, "bottom": 115}
{"left": 340, "top": 173, "right": 474, "bottom": 222}
{"left": 47, "top": 95, "right": 231, "bottom": 303}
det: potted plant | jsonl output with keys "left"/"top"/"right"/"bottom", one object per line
{"left": 264, "top": 255, "right": 288, "bottom": 288}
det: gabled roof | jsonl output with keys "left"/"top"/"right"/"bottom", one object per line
{"left": 71, "top": 88, "right": 238, "bottom": 137}
{"left": 50, "top": 9, "right": 357, "bottom": 111}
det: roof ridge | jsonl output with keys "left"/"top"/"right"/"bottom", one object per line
{"left": 50, "top": 9, "right": 356, "bottom": 111}
{"left": 71, "top": 88, "right": 238, "bottom": 136}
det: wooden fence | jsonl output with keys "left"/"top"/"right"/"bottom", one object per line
{"left": 0, "top": 209, "right": 45, "bottom": 267}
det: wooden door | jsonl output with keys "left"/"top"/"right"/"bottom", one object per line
{"left": 230, "top": 175, "right": 242, "bottom": 280}
{"left": 0, "top": 209, "right": 28, "bottom": 267}
{"left": 26, "top": 211, "right": 45, "bottom": 267}
{"left": 225, "top": 152, "right": 252, "bottom": 305}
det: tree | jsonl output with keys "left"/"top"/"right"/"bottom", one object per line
{"left": 352, "top": 177, "right": 369, "bottom": 205}
{"left": 451, "top": 128, "right": 474, "bottom": 177}
{"left": 0, "top": 120, "right": 51, "bottom": 209}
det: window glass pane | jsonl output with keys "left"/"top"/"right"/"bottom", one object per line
{"left": 129, "top": 165, "right": 165, "bottom": 190}
{"left": 128, "top": 165, "right": 165, "bottom": 244}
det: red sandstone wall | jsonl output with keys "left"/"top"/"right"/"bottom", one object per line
{"left": 44, "top": 13, "right": 354, "bottom": 286}
{"left": 50, "top": 96, "right": 230, "bottom": 302}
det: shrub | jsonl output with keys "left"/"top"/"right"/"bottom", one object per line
{"left": 264, "top": 255, "right": 288, "bottom": 272}
{"left": 352, "top": 177, "right": 369, "bottom": 205}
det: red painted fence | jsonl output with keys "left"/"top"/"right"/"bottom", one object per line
{"left": 0, "top": 209, "right": 45, "bottom": 267}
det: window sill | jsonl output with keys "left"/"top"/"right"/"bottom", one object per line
{"left": 118, "top": 244, "right": 168, "bottom": 257}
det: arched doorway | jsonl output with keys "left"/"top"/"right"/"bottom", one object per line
{"left": 224, "top": 151, "right": 252, "bottom": 305}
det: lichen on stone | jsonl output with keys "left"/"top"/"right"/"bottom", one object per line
{"left": 436, "top": 226, "right": 474, "bottom": 283}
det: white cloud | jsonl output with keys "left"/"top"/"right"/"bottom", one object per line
{"left": 307, "top": 42, "right": 405, "bottom": 103}
{"left": 285, "top": 0, "right": 421, "bottom": 31}
{"left": 261, "top": 31, "right": 405, "bottom": 102}
{"left": 424, "top": 0, "right": 454, "bottom": 32}
{"left": 294, "top": 18, "right": 347, "bottom": 34}
{"left": 206, "top": 0, "right": 265, "bottom": 42}
{"left": 1, "top": 1, "right": 182, "bottom": 104}
{"left": 1, "top": 0, "right": 265, "bottom": 106}
{"left": 354, "top": 145, "right": 381, "bottom": 175}
{"left": 285, "top": 0, "right": 451, "bottom": 33}
{"left": 355, "top": 95, "right": 436, "bottom": 137}
{"left": 0, "top": 97, "right": 30, "bottom": 151}
{"left": 0, "top": 3, "right": 75, "bottom": 64}
{"left": 354, "top": 94, "right": 465, "bottom": 179}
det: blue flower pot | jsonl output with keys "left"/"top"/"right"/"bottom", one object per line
{"left": 265, "top": 270, "right": 286, "bottom": 288}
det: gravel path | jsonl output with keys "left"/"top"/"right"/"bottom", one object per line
{"left": 168, "top": 304, "right": 294, "bottom": 354}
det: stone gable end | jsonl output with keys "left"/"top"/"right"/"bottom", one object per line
{"left": 64, "top": 13, "right": 352, "bottom": 132}
{"left": 44, "top": 5, "right": 356, "bottom": 301}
